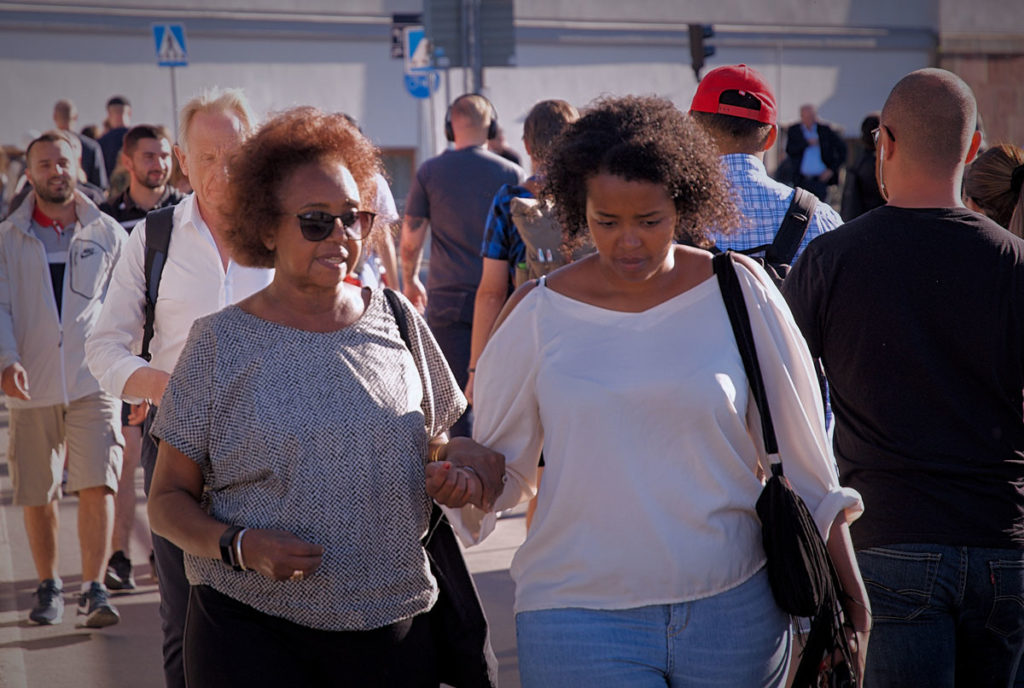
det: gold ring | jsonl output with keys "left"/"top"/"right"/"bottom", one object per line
{"left": 289, "top": 570, "right": 304, "bottom": 581}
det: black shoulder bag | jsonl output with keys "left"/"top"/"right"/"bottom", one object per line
{"left": 383, "top": 288, "right": 499, "bottom": 688}
{"left": 712, "top": 252, "right": 855, "bottom": 688}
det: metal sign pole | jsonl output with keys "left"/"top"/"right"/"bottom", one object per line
{"left": 170, "top": 66, "right": 179, "bottom": 142}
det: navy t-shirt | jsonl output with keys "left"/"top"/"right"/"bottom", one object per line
{"left": 783, "top": 206, "right": 1024, "bottom": 550}
{"left": 404, "top": 146, "right": 524, "bottom": 298}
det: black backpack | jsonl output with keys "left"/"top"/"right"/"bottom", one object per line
{"left": 140, "top": 205, "right": 175, "bottom": 362}
{"left": 712, "top": 187, "right": 817, "bottom": 287}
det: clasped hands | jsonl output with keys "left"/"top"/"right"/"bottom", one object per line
{"left": 425, "top": 436, "right": 506, "bottom": 511}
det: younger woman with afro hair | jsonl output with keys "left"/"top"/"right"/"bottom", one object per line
{"left": 445, "top": 95, "right": 868, "bottom": 687}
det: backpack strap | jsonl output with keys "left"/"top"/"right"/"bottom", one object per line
{"left": 141, "top": 206, "right": 175, "bottom": 362}
{"left": 765, "top": 187, "right": 816, "bottom": 266}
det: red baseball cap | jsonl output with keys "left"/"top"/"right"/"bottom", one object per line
{"left": 690, "top": 64, "right": 777, "bottom": 125}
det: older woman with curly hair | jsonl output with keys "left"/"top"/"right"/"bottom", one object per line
{"left": 445, "top": 95, "right": 868, "bottom": 687}
{"left": 147, "top": 107, "right": 503, "bottom": 687}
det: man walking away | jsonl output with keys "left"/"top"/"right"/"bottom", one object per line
{"left": 783, "top": 68, "right": 1024, "bottom": 686}
{"left": 400, "top": 93, "right": 524, "bottom": 437}
{"left": 690, "top": 64, "right": 842, "bottom": 261}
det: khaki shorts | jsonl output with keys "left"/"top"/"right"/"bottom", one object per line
{"left": 8, "top": 392, "right": 124, "bottom": 506}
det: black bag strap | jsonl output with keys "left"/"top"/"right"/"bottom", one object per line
{"left": 141, "top": 206, "right": 175, "bottom": 362}
{"left": 383, "top": 288, "right": 447, "bottom": 542}
{"left": 383, "top": 287, "right": 412, "bottom": 351}
{"left": 712, "top": 252, "right": 782, "bottom": 472}
{"left": 765, "top": 187, "right": 816, "bottom": 266}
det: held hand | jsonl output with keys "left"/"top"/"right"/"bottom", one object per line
{"left": 239, "top": 528, "right": 324, "bottom": 582}
{"left": 426, "top": 461, "right": 484, "bottom": 508}
{"left": 127, "top": 401, "right": 151, "bottom": 426}
{"left": 1, "top": 363, "right": 30, "bottom": 400}
{"left": 849, "top": 628, "right": 869, "bottom": 687}
{"left": 444, "top": 437, "right": 505, "bottom": 512}
{"left": 403, "top": 278, "right": 427, "bottom": 314}
{"left": 827, "top": 626, "right": 868, "bottom": 687}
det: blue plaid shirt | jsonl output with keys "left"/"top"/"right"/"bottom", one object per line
{"left": 709, "top": 154, "right": 842, "bottom": 260}
{"left": 480, "top": 182, "right": 534, "bottom": 286}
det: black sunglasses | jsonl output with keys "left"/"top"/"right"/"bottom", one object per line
{"left": 294, "top": 209, "right": 376, "bottom": 242}
{"left": 871, "top": 124, "right": 896, "bottom": 146}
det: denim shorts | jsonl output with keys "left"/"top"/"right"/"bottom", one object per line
{"left": 515, "top": 568, "right": 790, "bottom": 687}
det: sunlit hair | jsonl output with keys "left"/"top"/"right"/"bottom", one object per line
{"left": 964, "top": 143, "right": 1024, "bottom": 238}
{"left": 544, "top": 95, "right": 738, "bottom": 248}
{"left": 450, "top": 94, "right": 492, "bottom": 130}
{"left": 226, "top": 106, "right": 382, "bottom": 268}
{"left": 523, "top": 99, "right": 579, "bottom": 164}
{"left": 178, "top": 87, "right": 255, "bottom": 153}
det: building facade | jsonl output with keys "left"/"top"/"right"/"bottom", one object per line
{"left": 2, "top": 0, "right": 1020, "bottom": 206}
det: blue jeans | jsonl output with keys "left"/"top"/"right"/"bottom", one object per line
{"left": 857, "top": 544, "right": 1024, "bottom": 687}
{"left": 515, "top": 569, "right": 790, "bottom": 687}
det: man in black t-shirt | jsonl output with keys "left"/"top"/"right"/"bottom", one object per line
{"left": 784, "top": 69, "right": 1024, "bottom": 687}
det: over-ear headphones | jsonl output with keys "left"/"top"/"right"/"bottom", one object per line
{"left": 444, "top": 93, "right": 498, "bottom": 143}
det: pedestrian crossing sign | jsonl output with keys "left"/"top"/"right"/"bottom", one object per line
{"left": 153, "top": 24, "right": 188, "bottom": 67}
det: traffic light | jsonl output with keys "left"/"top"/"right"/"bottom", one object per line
{"left": 688, "top": 24, "right": 715, "bottom": 81}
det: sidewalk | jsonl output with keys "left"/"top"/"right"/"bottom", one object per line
{"left": 0, "top": 405, "right": 526, "bottom": 688}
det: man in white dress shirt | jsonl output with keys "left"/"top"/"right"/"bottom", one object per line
{"left": 86, "top": 88, "right": 271, "bottom": 688}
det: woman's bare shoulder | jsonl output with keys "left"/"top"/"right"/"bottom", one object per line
{"left": 490, "top": 279, "right": 542, "bottom": 335}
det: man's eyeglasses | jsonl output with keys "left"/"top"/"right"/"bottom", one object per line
{"left": 871, "top": 125, "right": 896, "bottom": 146}
{"left": 294, "top": 210, "right": 376, "bottom": 242}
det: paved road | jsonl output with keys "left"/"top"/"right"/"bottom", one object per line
{"left": 0, "top": 407, "right": 526, "bottom": 688}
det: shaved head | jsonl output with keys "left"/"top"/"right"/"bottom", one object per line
{"left": 882, "top": 68, "right": 976, "bottom": 170}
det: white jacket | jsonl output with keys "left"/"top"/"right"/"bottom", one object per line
{"left": 0, "top": 191, "right": 126, "bottom": 408}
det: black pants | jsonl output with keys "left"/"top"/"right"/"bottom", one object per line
{"left": 141, "top": 407, "right": 188, "bottom": 688}
{"left": 184, "top": 585, "right": 439, "bottom": 688}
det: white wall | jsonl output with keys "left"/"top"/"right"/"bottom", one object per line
{"left": 0, "top": 3, "right": 935, "bottom": 162}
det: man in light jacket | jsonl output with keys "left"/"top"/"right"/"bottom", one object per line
{"left": 0, "top": 131, "right": 126, "bottom": 628}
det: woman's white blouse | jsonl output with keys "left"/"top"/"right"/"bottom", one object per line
{"left": 448, "top": 261, "right": 862, "bottom": 614}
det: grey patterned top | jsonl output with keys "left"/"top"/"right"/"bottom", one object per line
{"left": 151, "top": 288, "right": 466, "bottom": 631}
